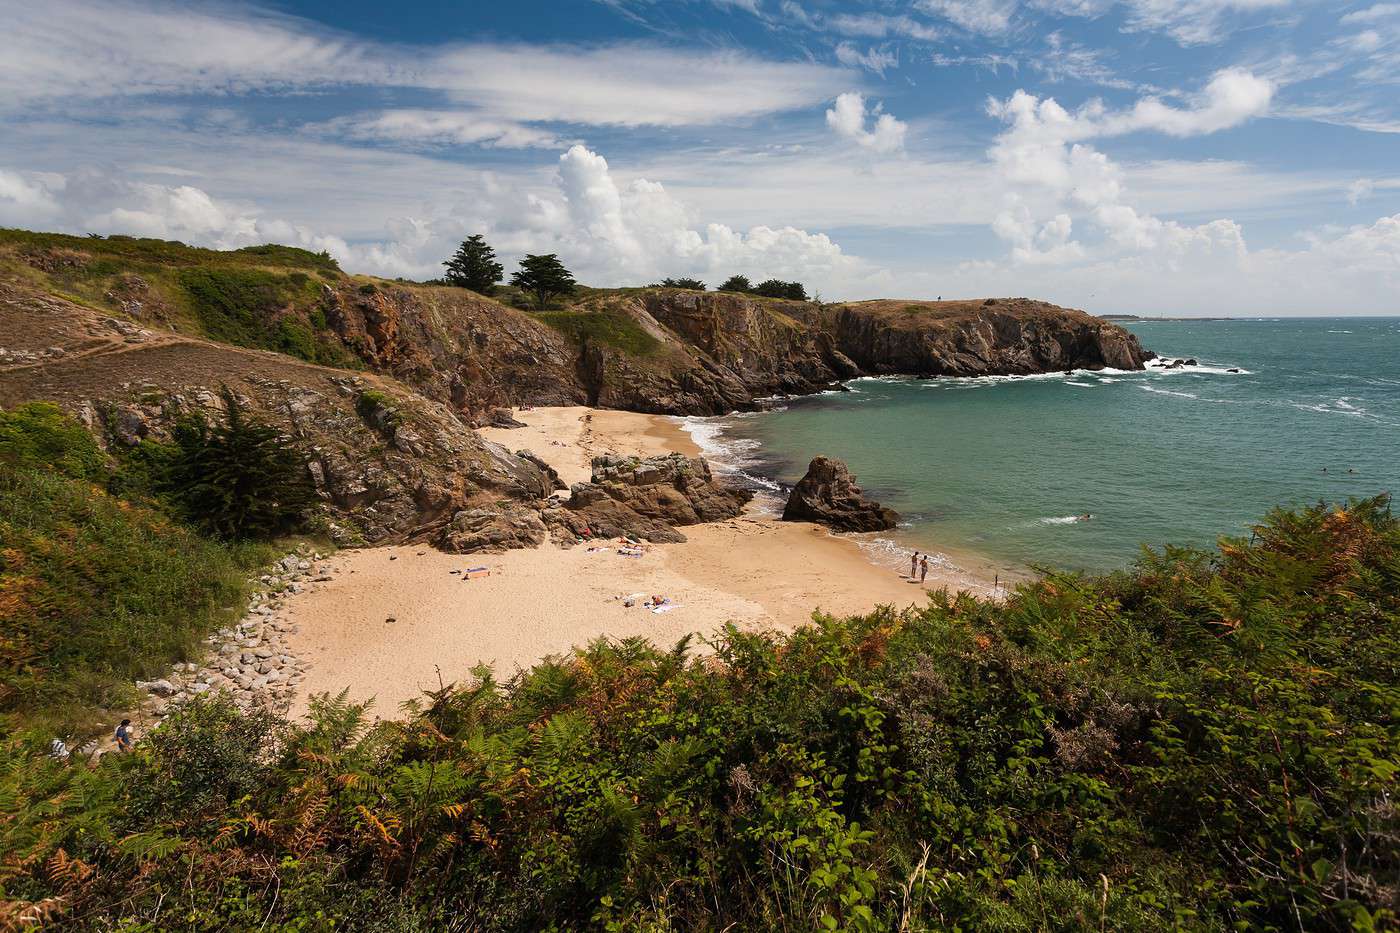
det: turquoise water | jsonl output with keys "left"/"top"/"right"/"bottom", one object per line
{"left": 696, "top": 318, "right": 1400, "bottom": 574}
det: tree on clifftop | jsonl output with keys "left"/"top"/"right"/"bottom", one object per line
{"left": 652, "top": 277, "right": 706, "bottom": 290}
{"left": 753, "top": 279, "right": 807, "bottom": 300}
{"left": 511, "top": 253, "right": 576, "bottom": 310}
{"left": 442, "top": 235, "right": 503, "bottom": 294}
{"left": 718, "top": 274, "right": 752, "bottom": 293}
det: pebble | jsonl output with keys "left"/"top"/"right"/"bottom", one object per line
{"left": 129, "top": 551, "right": 315, "bottom": 718}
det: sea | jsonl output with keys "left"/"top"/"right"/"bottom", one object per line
{"left": 679, "top": 317, "right": 1400, "bottom": 581}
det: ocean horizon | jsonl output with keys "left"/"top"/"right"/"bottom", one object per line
{"left": 684, "top": 316, "right": 1400, "bottom": 579}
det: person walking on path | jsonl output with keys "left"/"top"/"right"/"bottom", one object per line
{"left": 114, "top": 719, "right": 133, "bottom": 753}
{"left": 920, "top": 555, "right": 929, "bottom": 584}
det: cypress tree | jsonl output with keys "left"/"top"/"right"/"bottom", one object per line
{"left": 165, "top": 388, "right": 317, "bottom": 539}
{"left": 443, "top": 235, "right": 504, "bottom": 294}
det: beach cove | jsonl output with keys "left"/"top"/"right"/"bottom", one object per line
{"left": 277, "top": 406, "right": 996, "bottom": 718}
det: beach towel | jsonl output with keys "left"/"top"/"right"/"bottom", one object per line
{"left": 651, "top": 604, "right": 679, "bottom": 614}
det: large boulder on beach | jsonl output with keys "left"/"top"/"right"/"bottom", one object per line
{"left": 782, "top": 457, "right": 899, "bottom": 532}
{"left": 550, "top": 453, "right": 751, "bottom": 545}
{"left": 440, "top": 505, "right": 549, "bottom": 553}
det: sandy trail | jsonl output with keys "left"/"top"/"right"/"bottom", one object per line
{"left": 282, "top": 406, "right": 974, "bottom": 718}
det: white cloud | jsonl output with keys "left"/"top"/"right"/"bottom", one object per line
{"left": 1341, "top": 3, "right": 1400, "bottom": 24}
{"left": 1347, "top": 178, "right": 1376, "bottom": 205}
{"left": 915, "top": 0, "right": 1019, "bottom": 34}
{"left": 312, "top": 111, "right": 561, "bottom": 149}
{"left": 2, "top": 0, "right": 853, "bottom": 127}
{"left": 0, "top": 169, "right": 62, "bottom": 226}
{"left": 835, "top": 43, "right": 899, "bottom": 75}
{"left": 0, "top": 143, "right": 886, "bottom": 296}
{"left": 825, "top": 93, "right": 909, "bottom": 154}
{"left": 820, "top": 11, "right": 945, "bottom": 41}
{"left": 984, "top": 71, "right": 1272, "bottom": 267}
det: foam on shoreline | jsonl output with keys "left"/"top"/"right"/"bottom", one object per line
{"left": 674, "top": 409, "right": 1012, "bottom": 597}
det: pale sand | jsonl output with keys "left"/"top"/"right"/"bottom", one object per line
{"left": 282, "top": 407, "right": 983, "bottom": 718}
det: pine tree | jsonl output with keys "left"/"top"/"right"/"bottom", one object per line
{"left": 510, "top": 254, "right": 577, "bottom": 310}
{"left": 442, "top": 235, "right": 504, "bottom": 294}
{"left": 165, "top": 388, "right": 317, "bottom": 539}
{"left": 719, "top": 275, "right": 752, "bottom": 293}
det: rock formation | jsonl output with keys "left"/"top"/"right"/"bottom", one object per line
{"left": 546, "top": 453, "right": 752, "bottom": 546}
{"left": 0, "top": 233, "right": 1156, "bottom": 553}
{"left": 782, "top": 457, "right": 900, "bottom": 532}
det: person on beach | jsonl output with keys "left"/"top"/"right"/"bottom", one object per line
{"left": 114, "top": 719, "right": 133, "bottom": 753}
{"left": 919, "top": 555, "right": 929, "bottom": 584}
{"left": 910, "top": 551, "right": 920, "bottom": 579}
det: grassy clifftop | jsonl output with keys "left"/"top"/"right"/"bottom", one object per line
{"left": 3, "top": 496, "right": 1395, "bottom": 930}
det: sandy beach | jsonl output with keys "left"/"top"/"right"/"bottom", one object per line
{"left": 281, "top": 407, "right": 991, "bottom": 717}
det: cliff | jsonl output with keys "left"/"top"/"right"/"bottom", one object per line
{"left": 0, "top": 229, "right": 1153, "bottom": 547}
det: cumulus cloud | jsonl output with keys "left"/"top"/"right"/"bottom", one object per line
{"left": 826, "top": 93, "right": 908, "bottom": 154}
{"left": 984, "top": 71, "right": 1270, "bottom": 264}
{"left": 2, "top": 0, "right": 852, "bottom": 127}
{"left": 0, "top": 144, "right": 884, "bottom": 296}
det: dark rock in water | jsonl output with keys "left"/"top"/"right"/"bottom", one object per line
{"left": 1227, "top": 367, "right": 1241, "bottom": 373}
{"left": 489, "top": 407, "right": 526, "bottom": 428}
{"left": 1182, "top": 358, "right": 1198, "bottom": 367}
{"left": 552, "top": 453, "right": 751, "bottom": 545}
{"left": 782, "top": 457, "right": 899, "bottom": 532}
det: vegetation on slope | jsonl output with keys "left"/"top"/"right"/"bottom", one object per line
{"left": 0, "top": 228, "right": 358, "bottom": 367}
{"left": 0, "top": 404, "right": 276, "bottom": 734}
{"left": 2, "top": 497, "right": 1395, "bottom": 930}
{"left": 534, "top": 308, "right": 663, "bottom": 357}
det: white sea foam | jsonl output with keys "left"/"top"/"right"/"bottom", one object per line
{"left": 1139, "top": 385, "right": 1199, "bottom": 399}
{"left": 1064, "top": 381, "right": 1096, "bottom": 388}
{"left": 1145, "top": 359, "right": 1251, "bottom": 376}
{"left": 1039, "top": 516, "right": 1082, "bottom": 525}
{"left": 672, "top": 415, "right": 783, "bottom": 494}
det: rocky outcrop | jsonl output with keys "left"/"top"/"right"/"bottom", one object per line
{"left": 782, "top": 457, "right": 900, "bottom": 532}
{"left": 548, "top": 453, "right": 751, "bottom": 545}
{"left": 824, "top": 298, "right": 1154, "bottom": 378}
{"left": 440, "top": 505, "right": 549, "bottom": 553}
{"left": 0, "top": 282, "right": 558, "bottom": 547}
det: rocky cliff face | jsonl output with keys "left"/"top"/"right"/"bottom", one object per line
{"left": 824, "top": 298, "right": 1152, "bottom": 377}
{"left": 0, "top": 232, "right": 1155, "bottom": 554}
{"left": 0, "top": 281, "right": 556, "bottom": 548}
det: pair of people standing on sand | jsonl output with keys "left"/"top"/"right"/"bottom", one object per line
{"left": 909, "top": 551, "right": 929, "bottom": 584}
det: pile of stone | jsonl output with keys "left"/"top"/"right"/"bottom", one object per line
{"left": 134, "top": 549, "right": 331, "bottom": 723}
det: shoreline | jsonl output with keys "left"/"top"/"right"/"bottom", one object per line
{"left": 277, "top": 406, "right": 1002, "bottom": 718}
{"left": 668, "top": 406, "right": 1027, "bottom": 593}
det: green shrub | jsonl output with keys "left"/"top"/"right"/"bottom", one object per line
{"left": 163, "top": 389, "right": 317, "bottom": 540}
{"left": 275, "top": 317, "right": 317, "bottom": 361}
{"left": 177, "top": 267, "right": 287, "bottom": 347}
{"left": 0, "top": 465, "right": 266, "bottom": 730}
{"left": 0, "top": 402, "right": 105, "bottom": 479}
{"left": 2, "top": 498, "right": 1395, "bottom": 929}
{"left": 534, "top": 310, "right": 661, "bottom": 356}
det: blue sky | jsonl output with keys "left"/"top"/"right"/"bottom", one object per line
{"left": 2, "top": 0, "right": 1398, "bottom": 314}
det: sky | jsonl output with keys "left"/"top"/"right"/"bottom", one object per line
{"left": 1, "top": 0, "right": 1398, "bottom": 315}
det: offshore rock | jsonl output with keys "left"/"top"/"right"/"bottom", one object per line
{"left": 782, "top": 456, "right": 900, "bottom": 532}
